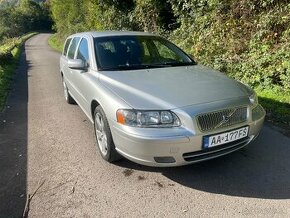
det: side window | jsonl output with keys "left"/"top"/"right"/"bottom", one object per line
{"left": 77, "top": 38, "right": 89, "bottom": 64}
{"left": 67, "top": 37, "right": 80, "bottom": 59}
{"left": 63, "top": 38, "right": 72, "bottom": 56}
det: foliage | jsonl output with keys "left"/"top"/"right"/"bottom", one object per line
{"left": 0, "top": 0, "right": 18, "bottom": 8}
{"left": 0, "top": 37, "right": 20, "bottom": 63}
{"left": 0, "top": 0, "right": 52, "bottom": 41}
{"left": 48, "top": 33, "right": 63, "bottom": 53}
{"left": 0, "top": 32, "right": 37, "bottom": 110}
{"left": 129, "top": 0, "right": 175, "bottom": 33}
{"left": 50, "top": 0, "right": 131, "bottom": 37}
{"left": 170, "top": 0, "right": 290, "bottom": 90}
{"left": 50, "top": 0, "right": 176, "bottom": 42}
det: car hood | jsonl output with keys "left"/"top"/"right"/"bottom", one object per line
{"left": 99, "top": 65, "right": 248, "bottom": 109}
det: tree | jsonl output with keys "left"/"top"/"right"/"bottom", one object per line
{"left": 0, "top": 0, "right": 52, "bottom": 41}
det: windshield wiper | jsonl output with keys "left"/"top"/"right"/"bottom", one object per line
{"left": 100, "top": 64, "right": 171, "bottom": 71}
{"left": 161, "top": 61, "right": 197, "bottom": 67}
{"left": 99, "top": 65, "right": 143, "bottom": 71}
{"left": 99, "top": 61, "right": 197, "bottom": 71}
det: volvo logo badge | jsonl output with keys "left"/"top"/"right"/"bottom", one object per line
{"left": 214, "top": 109, "right": 236, "bottom": 129}
{"left": 222, "top": 115, "right": 230, "bottom": 123}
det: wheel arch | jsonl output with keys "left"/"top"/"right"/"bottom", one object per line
{"left": 91, "top": 99, "right": 100, "bottom": 119}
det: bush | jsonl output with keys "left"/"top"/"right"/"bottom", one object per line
{"left": 0, "top": 32, "right": 37, "bottom": 109}
{"left": 170, "top": 0, "right": 290, "bottom": 92}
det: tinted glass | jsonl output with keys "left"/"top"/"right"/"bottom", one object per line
{"left": 94, "top": 36, "right": 195, "bottom": 71}
{"left": 77, "top": 38, "right": 89, "bottom": 64}
{"left": 63, "top": 38, "right": 72, "bottom": 56}
{"left": 153, "top": 40, "right": 183, "bottom": 62}
{"left": 67, "top": 37, "right": 80, "bottom": 59}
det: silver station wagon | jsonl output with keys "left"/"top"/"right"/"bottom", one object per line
{"left": 60, "top": 31, "right": 265, "bottom": 167}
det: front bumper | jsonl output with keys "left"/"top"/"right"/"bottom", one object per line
{"left": 111, "top": 104, "right": 266, "bottom": 167}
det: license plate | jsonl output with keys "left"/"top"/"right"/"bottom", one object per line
{"left": 203, "top": 126, "right": 249, "bottom": 148}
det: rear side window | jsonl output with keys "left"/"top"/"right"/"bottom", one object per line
{"left": 77, "top": 38, "right": 89, "bottom": 64}
{"left": 67, "top": 37, "right": 80, "bottom": 59}
{"left": 63, "top": 38, "right": 72, "bottom": 56}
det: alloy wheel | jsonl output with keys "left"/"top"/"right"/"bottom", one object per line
{"left": 95, "top": 112, "right": 108, "bottom": 156}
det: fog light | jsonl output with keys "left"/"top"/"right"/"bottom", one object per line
{"left": 154, "top": 156, "right": 176, "bottom": 163}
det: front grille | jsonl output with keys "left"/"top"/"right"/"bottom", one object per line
{"left": 197, "top": 107, "right": 247, "bottom": 132}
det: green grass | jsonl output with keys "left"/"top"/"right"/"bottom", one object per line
{"left": 48, "top": 33, "right": 64, "bottom": 53}
{"left": 0, "top": 32, "right": 37, "bottom": 111}
{"left": 256, "top": 87, "right": 290, "bottom": 126}
{"left": 0, "top": 38, "right": 19, "bottom": 52}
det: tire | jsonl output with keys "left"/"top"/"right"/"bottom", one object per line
{"left": 94, "top": 105, "right": 121, "bottom": 162}
{"left": 62, "top": 77, "right": 75, "bottom": 104}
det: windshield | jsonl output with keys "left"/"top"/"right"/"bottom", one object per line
{"left": 94, "top": 35, "right": 196, "bottom": 71}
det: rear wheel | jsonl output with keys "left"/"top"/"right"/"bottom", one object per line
{"left": 94, "top": 105, "right": 121, "bottom": 162}
{"left": 62, "top": 77, "right": 74, "bottom": 104}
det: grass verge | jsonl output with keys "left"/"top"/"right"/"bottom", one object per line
{"left": 48, "top": 33, "right": 63, "bottom": 53}
{"left": 256, "top": 87, "right": 290, "bottom": 126}
{"left": 0, "top": 32, "right": 37, "bottom": 111}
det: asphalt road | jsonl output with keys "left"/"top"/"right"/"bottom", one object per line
{"left": 0, "top": 33, "right": 290, "bottom": 218}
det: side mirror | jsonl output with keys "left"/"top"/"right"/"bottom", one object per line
{"left": 68, "top": 59, "right": 87, "bottom": 70}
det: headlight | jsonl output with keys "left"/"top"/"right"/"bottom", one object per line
{"left": 249, "top": 91, "right": 258, "bottom": 107}
{"left": 116, "top": 109, "right": 181, "bottom": 127}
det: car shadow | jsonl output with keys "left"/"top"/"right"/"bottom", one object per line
{"left": 0, "top": 48, "right": 30, "bottom": 217}
{"left": 259, "top": 96, "right": 290, "bottom": 127}
{"left": 115, "top": 124, "right": 290, "bottom": 199}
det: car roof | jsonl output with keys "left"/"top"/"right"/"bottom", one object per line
{"left": 68, "top": 31, "right": 157, "bottom": 39}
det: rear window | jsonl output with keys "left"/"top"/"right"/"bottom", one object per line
{"left": 63, "top": 38, "right": 72, "bottom": 56}
{"left": 67, "top": 37, "right": 80, "bottom": 59}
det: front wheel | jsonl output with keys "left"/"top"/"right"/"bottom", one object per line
{"left": 94, "top": 106, "right": 121, "bottom": 162}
